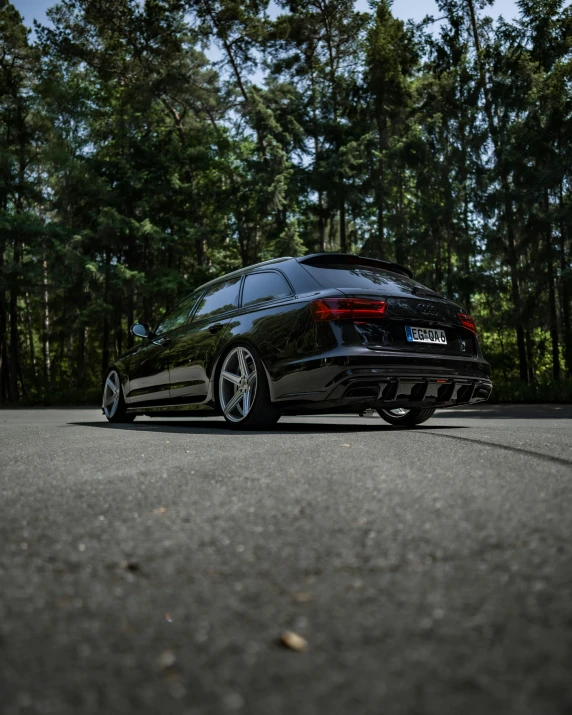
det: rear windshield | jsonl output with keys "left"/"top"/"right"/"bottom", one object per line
{"left": 301, "top": 263, "right": 415, "bottom": 291}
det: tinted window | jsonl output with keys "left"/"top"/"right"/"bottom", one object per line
{"left": 155, "top": 292, "right": 200, "bottom": 335}
{"left": 242, "top": 272, "right": 292, "bottom": 307}
{"left": 302, "top": 263, "right": 416, "bottom": 292}
{"left": 193, "top": 277, "right": 241, "bottom": 322}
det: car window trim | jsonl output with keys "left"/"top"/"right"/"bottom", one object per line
{"left": 239, "top": 270, "right": 295, "bottom": 310}
{"left": 154, "top": 291, "right": 204, "bottom": 336}
{"left": 189, "top": 275, "right": 244, "bottom": 325}
{"left": 185, "top": 287, "right": 207, "bottom": 325}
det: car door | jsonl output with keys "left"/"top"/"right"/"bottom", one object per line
{"left": 168, "top": 276, "right": 242, "bottom": 403}
{"left": 125, "top": 293, "right": 199, "bottom": 406}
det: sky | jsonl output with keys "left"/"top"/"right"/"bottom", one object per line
{"left": 13, "top": 0, "right": 521, "bottom": 31}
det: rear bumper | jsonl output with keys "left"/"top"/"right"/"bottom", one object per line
{"left": 269, "top": 350, "right": 491, "bottom": 411}
{"left": 326, "top": 371, "right": 492, "bottom": 408}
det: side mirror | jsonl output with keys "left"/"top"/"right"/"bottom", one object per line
{"left": 130, "top": 323, "right": 150, "bottom": 339}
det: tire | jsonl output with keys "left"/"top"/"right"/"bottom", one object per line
{"left": 217, "top": 343, "right": 279, "bottom": 430}
{"left": 102, "top": 369, "right": 136, "bottom": 423}
{"left": 377, "top": 407, "right": 435, "bottom": 426}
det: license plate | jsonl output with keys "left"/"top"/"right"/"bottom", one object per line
{"left": 405, "top": 326, "right": 447, "bottom": 344}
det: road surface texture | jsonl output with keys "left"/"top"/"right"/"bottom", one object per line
{"left": 1, "top": 405, "right": 572, "bottom": 715}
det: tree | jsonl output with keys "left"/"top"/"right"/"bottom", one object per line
{"left": 364, "top": 0, "right": 417, "bottom": 261}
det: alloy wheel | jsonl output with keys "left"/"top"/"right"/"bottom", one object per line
{"left": 219, "top": 347, "right": 258, "bottom": 423}
{"left": 383, "top": 408, "right": 410, "bottom": 418}
{"left": 102, "top": 370, "right": 121, "bottom": 419}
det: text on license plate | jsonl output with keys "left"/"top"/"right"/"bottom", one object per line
{"left": 405, "top": 326, "right": 447, "bottom": 344}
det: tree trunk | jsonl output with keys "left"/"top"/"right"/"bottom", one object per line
{"left": 503, "top": 173, "right": 528, "bottom": 383}
{"left": 42, "top": 256, "right": 51, "bottom": 385}
{"left": 9, "top": 237, "right": 20, "bottom": 402}
{"left": 376, "top": 150, "right": 385, "bottom": 259}
{"left": 559, "top": 187, "right": 572, "bottom": 376}
{"left": 18, "top": 361, "right": 27, "bottom": 399}
{"left": 24, "top": 291, "right": 37, "bottom": 381}
{"left": 66, "top": 334, "right": 74, "bottom": 385}
{"left": 318, "top": 190, "right": 326, "bottom": 252}
{"left": 395, "top": 163, "right": 405, "bottom": 266}
{"left": 77, "top": 325, "right": 85, "bottom": 387}
{"left": 195, "top": 236, "right": 205, "bottom": 268}
{"left": 115, "top": 305, "right": 123, "bottom": 359}
{"left": 525, "top": 329, "right": 535, "bottom": 383}
{"left": 545, "top": 193, "right": 560, "bottom": 380}
{"left": 462, "top": 179, "right": 472, "bottom": 311}
{"left": 0, "top": 248, "right": 8, "bottom": 403}
{"left": 101, "top": 249, "right": 110, "bottom": 379}
{"left": 127, "top": 294, "right": 134, "bottom": 350}
{"left": 0, "top": 317, "right": 7, "bottom": 401}
{"left": 339, "top": 198, "right": 347, "bottom": 253}
{"left": 434, "top": 227, "right": 443, "bottom": 289}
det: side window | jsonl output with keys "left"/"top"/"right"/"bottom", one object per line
{"left": 193, "top": 277, "right": 241, "bottom": 322}
{"left": 155, "top": 292, "right": 201, "bottom": 336}
{"left": 241, "top": 272, "right": 292, "bottom": 308}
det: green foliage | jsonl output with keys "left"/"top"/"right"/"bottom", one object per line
{"left": 490, "top": 379, "right": 572, "bottom": 403}
{"left": 0, "top": 0, "right": 571, "bottom": 403}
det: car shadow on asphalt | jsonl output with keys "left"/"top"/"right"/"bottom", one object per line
{"left": 69, "top": 420, "right": 470, "bottom": 435}
{"left": 436, "top": 405, "right": 572, "bottom": 419}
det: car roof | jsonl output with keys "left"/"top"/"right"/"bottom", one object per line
{"left": 194, "top": 252, "right": 413, "bottom": 293}
{"left": 195, "top": 257, "right": 295, "bottom": 292}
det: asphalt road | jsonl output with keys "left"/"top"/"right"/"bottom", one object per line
{"left": 1, "top": 405, "right": 572, "bottom": 715}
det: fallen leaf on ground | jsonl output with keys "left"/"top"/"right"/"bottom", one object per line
{"left": 291, "top": 592, "right": 313, "bottom": 603}
{"left": 279, "top": 631, "right": 309, "bottom": 652}
{"left": 153, "top": 507, "right": 167, "bottom": 515}
{"left": 341, "top": 443, "right": 351, "bottom": 447}
{"left": 156, "top": 650, "right": 176, "bottom": 670}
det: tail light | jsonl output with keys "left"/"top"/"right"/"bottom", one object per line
{"left": 311, "top": 298, "right": 387, "bottom": 321}
{"left": 458, "top": 313, "right": 477, "bottom": 333}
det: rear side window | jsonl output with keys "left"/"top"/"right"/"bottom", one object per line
{"left": 302, "top": 263, "right": 414, "bottom": 291}
{"left": 193, "top": 277, "right": 241, "bottom": 322}
{"left": 242, "top": 271, "right": 292, "bottom": 307}
{"left": 155, "top": 292, "right": 200, "bottom": 335}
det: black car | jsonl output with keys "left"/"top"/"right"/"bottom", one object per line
{"left": 102, "top": 254, "right": 492, "bottom": 428}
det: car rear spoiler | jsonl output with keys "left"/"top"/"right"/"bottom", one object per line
{"left": 297, "top": 253, "right": 413, "bottom": 279}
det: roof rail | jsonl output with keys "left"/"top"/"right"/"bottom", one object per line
{"left": 246, "top": 257, "right": 294, "bottom": 270}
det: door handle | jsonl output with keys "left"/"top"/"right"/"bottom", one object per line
{"left": 208, "top": 323, "right": 224, "bottom": 334}
{"left": 152, "top": 337, "right": 171, "bottom": 346}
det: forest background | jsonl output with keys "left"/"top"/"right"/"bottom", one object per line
{"left": 0, "top": 0, "right": 571, "bottom": 405}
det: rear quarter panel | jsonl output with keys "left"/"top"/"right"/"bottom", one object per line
{"left": 219, "top": 298, "right": 318, "bottom": 399}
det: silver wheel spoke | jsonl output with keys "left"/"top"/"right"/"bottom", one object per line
{"left": 222, "top": 370, "right": 241, "bottom": 386}
{"left": 106, "top": 376, "right": 116, "bottom": 392}
{"left": 247, "top": 371, "right": 256, "bottom": 387}
{"left": 224, "top": 389, "right": 243, "bottom": 415}
{"left": 237, "top": 349, "right": 248, "bottom": 378}
{"left": 242, "top": 389, "right": 251, "bottom": 415}
{"left": 104, "top": 394, "right": 116, "bottom": 407}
